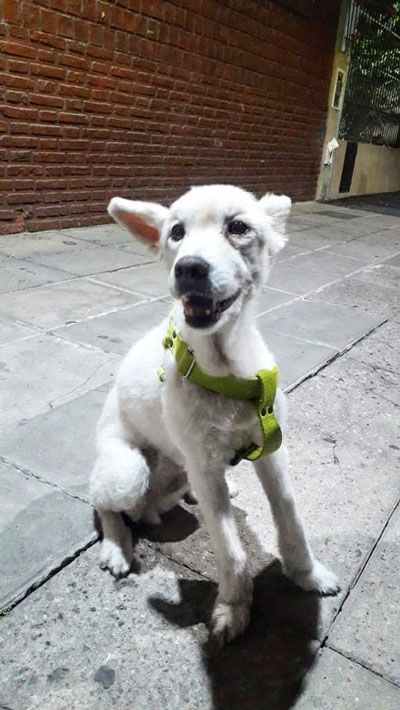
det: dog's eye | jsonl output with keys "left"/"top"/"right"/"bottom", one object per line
{"left": 227, "top": 220, "right": 248, "bottom": 235}
{"left": 170, "top": 223, "right": 185, "bottom": 241}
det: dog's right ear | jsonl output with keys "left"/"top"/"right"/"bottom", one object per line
{"left": 108, "top": 197, "right": 169, "bottom": 248}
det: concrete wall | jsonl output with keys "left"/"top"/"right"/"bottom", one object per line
{"left": 327, "top": 140, "right": 400, "bottom": 199}
{"left": 316, "top": 48, "right": 349, "bottom": 202}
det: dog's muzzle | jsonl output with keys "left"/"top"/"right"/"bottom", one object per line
{"left": 174, "top": 256, "right": 241, "bottom": 328}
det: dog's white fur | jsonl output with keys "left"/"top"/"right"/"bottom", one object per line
{"left": 90, "top": 184, "right": 339, "bottom": 645}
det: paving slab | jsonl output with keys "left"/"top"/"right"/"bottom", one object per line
{"left": 0, "top": 334, "right": 118, "bottom": 430}
{"left": 94, "top": 260, "right": 169, "bottom": 297}
{"left": 257, "top": 299, "right": 383, "bottom": 350}
{"left": 0, "top": 544, "right": 324, "bottom": 710}
{"left": 0, "top": 387, "right": 108, "bottom": 500}
{"left": 55, "top": 223, "right": 133, "bottom": 247}
{"left": 256, "top": 327, "right": 337, "bottom": 389}
{"left": 287, "top": 320, "right": 400, "bottom": 431}
{"left": 0, "top": 278, "right": 143, "bottom": 329}
{"left": 343, "top": 318, "right": 400, "bottom": 372}
{"left": 267, "top": 261, "right": 336, "bottom": 295}
{"left": 328, "top": 230, "right": 400, "bottom": 261}
{"left": 355, "top": 263, "right": 400, "bottom": 290}
{"left": 30, "top": 245, "right": 152, "bottom": 277}
{"left": 0, "top": 230, "right": 88, "bottom": 257}
{"left": 276, "top": 243, "right": 308, "bottom": 261}
{"left": 286, "top": 249, "right": 367, "bottom": 276}
{"left": 54, "top": 299, "right": 172, "bottom": 356}
{"left": 256, "top": 287, "right": 295, "bottom": 314}
{"left": 118, "top": 239, "right": 163, "bottom": 257}
{"left": 384, "top": 252, "right": 400, "bottom": 268}
{"left": 328, "top": 505, "right": 400, "bottom": 686}
{"left": 0, "top": 315, "right": 38, "bottom": 346}
{"left": 287, "top": 228, "right": 352, "bottom": 248}
{"left": 295, "top": 647, "right": 400, "bottom": 710}
{"left": 0, "top": 460, "right": 94, "bottom": 611}
{"left": 0, "top": 255, "right": 74, "bottom": 294}
{"left": 310, "top": 273, "right": 400, "bottom": 319}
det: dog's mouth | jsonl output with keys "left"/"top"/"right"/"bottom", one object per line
{"left": 182, "top": 290, "right": 241, "bottom": 328}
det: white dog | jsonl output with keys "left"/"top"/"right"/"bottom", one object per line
{"left": 90, "top": 184, "right": 340, "bottom": 645}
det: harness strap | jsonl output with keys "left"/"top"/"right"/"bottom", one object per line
{"left": 159, "top": 319, "right": 282, "bottom": 465}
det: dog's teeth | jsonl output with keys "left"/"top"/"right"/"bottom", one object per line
{"left": 182, "top": 295, "right": 189, "bottom": 304}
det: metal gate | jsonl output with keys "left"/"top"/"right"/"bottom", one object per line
{"left": 339, "top": 0, "right": 400, "bottom": 147}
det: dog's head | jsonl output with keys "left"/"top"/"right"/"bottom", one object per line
{"left": 108, "top": 184, "right": 291, "bottom": 332}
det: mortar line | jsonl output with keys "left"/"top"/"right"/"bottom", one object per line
{"left": 324, "top": 645, "right": 400, "bottom": 689}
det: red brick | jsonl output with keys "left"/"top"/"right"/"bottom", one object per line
{"left": 2, "top": 105, "right": 38, "bottom": 120}
{"left": 0, "top": 40, "right": 36, "bottom": 59}
{"left": 22, "top": 2, "right": 40, "bottom": 29}
{"left": 39, "top": 110, "right": 59, "bottom": 122}
{"left": 30, "top": 30, "right": 66, "bottom": 50}
{"left": 58, "top": 112, "right": 89, "bottom": 124}
{"left": 58, "top": 14, "right": 74, "bottom": 39}
{"left": 38, "top": 48, "right": 56, "bottom": 63}
{"left": 8, "top": 191, "right": 40, "bottom": 204}
{"left": 74, "top": 18, "right": 89, "bottom": 43}
{"left": 59, "top": 83, "right": 90, "bottom": 98}
{"left": 3, "top": 0, "right": 21, "bottom": 24}
{"left": 30, "top": 94, "right": 64, "bottom": 108}
{"left": 40, "top": 8, "right": 58, "bottom": 35}
{"left": 7, "top": 59, "right": 29, "bottom": 73}
{"left": 59, "top": 53, "right": 88, "bottom": 69}
{"left": 0, "top": 179, "right": 14, "bottom": 190}
{"left": 31, "top": 63, "right": 66, "bottom": 79}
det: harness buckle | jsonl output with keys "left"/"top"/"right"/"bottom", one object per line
{"left": 182, "top": 349, "right": 195, "bottom": 378}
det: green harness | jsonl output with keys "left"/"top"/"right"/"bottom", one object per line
{"left": 158, "top": 320, "right": 282, "bottom": 466}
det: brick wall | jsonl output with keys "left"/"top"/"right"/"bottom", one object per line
{"left": 0, "top": 0, "right": 341, "bottom": 234}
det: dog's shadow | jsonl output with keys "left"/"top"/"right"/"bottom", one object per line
{"left": 150, "top": 563, "right": 320, "bottom": 709}
{"left": 146, "top": 505, "right": 321, "bottom": 710}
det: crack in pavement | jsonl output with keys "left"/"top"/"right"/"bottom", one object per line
{"left": 0, "top": 454, "right": 90, "bottom": 505}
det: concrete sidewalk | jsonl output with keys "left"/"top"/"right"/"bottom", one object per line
{"left": 0, "top": 200, "right": 399, "bottom": 709}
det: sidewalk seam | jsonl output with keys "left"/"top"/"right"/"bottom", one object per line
{"left": 325, "top": 644, "right": 400, "bottom": 689}
{"left": 322, "top": 496, "right": 400, "bottom": 643}
{"left": 0, "top": 454, "right": 90, "bottom": 505}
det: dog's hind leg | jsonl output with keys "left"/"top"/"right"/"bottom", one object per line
{"left": 254, "top": 446, "right": 340, "bottom": 595}
{"left": 90, "top": 397, "right": 151, "bottom": 576}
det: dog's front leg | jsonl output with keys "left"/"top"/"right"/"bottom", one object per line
{"left": 186, "top": 462, "right": 253, "bottom": 645}
{"left": 254, "top": 445, "right": 340, "bottom": 595}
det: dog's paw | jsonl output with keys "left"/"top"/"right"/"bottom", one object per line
{"left": 211, "top": 600, "right": 251, "bottom": 646}
{"left": 99, "top": 539, "right": 133, "bottom": 578}
{"left": 227, "top": 478, "right": 239, "bottom": 499}
{"left": 289, "top": 559, "right": 340, "bottom": 596}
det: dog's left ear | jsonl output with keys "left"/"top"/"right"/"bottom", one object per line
{"left": 108, "top": 197, "right": 169, "bottom": 249}
{"left": 258, "top": 193, "right": 291, "bottom": 254}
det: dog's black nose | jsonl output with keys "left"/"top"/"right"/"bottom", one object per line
{"left": 174, "top": 256, "right": 210, "bottom": 290}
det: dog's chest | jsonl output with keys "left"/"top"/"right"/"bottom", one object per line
{"left": 162, "top": 361, "right": 260, "bottom": 460}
